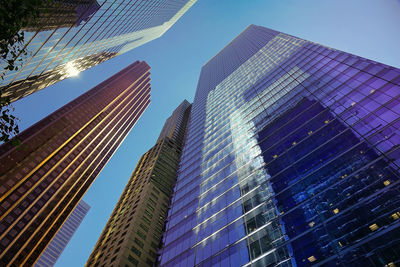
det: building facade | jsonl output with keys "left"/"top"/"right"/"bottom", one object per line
{"left": 159, "top": 25, "right": 400, "bottom": 266}
{"left": 87, "top": 100, "right": 190, "bottom": 267}
{"left": 22, "top": 0, "right": 101, "bottom": 32}
{"left": 0, "top": 61, "right": 151, "bottom": 266}
{"left": 0, "top": 0, "right": 196, "bottom": 102}
{"left": 158, "top": 100, "right": 192, "bottom": 148}
{"left": 35, "top": 200, "right": 90, "bottom": 267}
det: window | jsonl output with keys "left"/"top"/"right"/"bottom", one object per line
{"left": 144, "top": 209, "right": 153, "bottom": 218}
{"left": 139, "top": 223, "right": 149, "bottom": 232}
{"left": 130, "top": 246, "right": 141, "bottom": 257}
{"left": 134, "top": 238, "right": 144, "bottom": 248}
{"left": 137, "top": 230, "right": 146, "bottom": 240}
{"left": 369, "top": 224, "right": 379, "bottom": 231}
{"left": 148, "top": 198, "right": 156, "bottom": 206}
{"left": 152, "top": 187, "right": 160, "bottom": 195}
{"left": 308, "top": 256, "right": 316, "bottom": 262}
{"left": 150, "top": 193, "right": 158, "bottom": 200}
{"left": 146, "top": 204, "right": 155, "bottom": 212}
{"left": 250, "top": 240, "right": 261, "bottom": 259}
{"left": 142, "top": 216, "right": 151, "bottom": 225}
{"left": 128, "top": 255, "right": 138, "bottom": 266}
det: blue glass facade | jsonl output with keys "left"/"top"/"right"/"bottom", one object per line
{"left": 159, "top": 25, "right": 400, "bottom": 266}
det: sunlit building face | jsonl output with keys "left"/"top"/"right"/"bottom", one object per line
{"left": 0, "top": 61, "right": 151, "bottom": 266}
{"left": 0, "top": 0, "right": 196, "bottom": 102}
{"left": 159, "top": 25, "right": 400, "bottom": 267}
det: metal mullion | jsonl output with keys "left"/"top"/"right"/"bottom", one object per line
{"left": 6, "top": 77, "right": 150, "bottom": 264}
{"left": 244, "top": 51, "right": 365, "bottom": 138}
{"left": 7, "top": 1, "right": 108, "bottom": 87}
{"left": 254, "top": 108, "right": 334, "bottom": 159}
{"left": 0, "top": 76, "right": 149, "bottom": 245}
{"left": 263, "top": 125, "right": 356, "bottom": 184}
{"left": 266, "top": 116, "right": 400, "bottom": 203}
{"left": 32, "top": 0, "right": 126, "bottom": 80}
{"left": 240, "top": 49, "right": 324, "bottom": 120}
{"left": 169, "top": 159, "right": 266, "bottom": 230}
{"left": 7, "top": 30, "right": 59, "bottom": 93}
{"left": 314, "top": 219, "right": 400, "bottom": 266}
{"left": 279, "top": 55, "right": 400, "bottom": 171}
{"left": 23, "top": 94, "right": 150, "bottom": 266}
{"left": 0, "top": 63, "right": 144, "bottom": 197}
{"left": 0, "top": 30, "right": 40, "bottom": 81}
{"left": 199, "top": 152, "right": 400, "bottom": 267}
{"left": 15, "top": 0, "right": 118, "bottom": 93}
{"left": 239, "top": 49, "right": 314, "bottom": 118}
{"left": 132, "top": 0, "right": 168, "bottom": 31}
{"left": 259, "top": 64, "right": 399, "bottom": 203}
{"left": 72, "top": 0, "right": 142, "bottom": 61}
{"left": 51, "top": 0, "right": 143, "bottom": 73}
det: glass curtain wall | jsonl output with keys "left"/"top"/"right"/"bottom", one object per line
{"left": 0, "top": 0, "right": 196, "bottom": 102}
{"left": 159, "top": 25, "right": 400, "bottom": 267}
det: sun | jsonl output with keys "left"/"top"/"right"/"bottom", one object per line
{"left": 65, "top": 62, "right": 80, "bottom": 77}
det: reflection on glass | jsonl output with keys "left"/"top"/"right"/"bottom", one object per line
{"left": 65, "top": 61, "right": 80, "bottom": 77}
{"left": 1, "top": 0, "right": 197, "bottom": 102}
{"left": 159, "top": 25, "right": 400, "bottom": 267}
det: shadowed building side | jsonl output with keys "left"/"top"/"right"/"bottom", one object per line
{"left": 157, "top": 100, "right": 191, "bottom": 147}
{"left": 87, "top": 100, "right": 191, "bottom": 267}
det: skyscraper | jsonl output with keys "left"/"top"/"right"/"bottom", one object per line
{"left": 0, "top": 61, "right": 151, "bottom": 266}
{"left": 158, "top": 100, "right": 192, "bottom": 148}
{"left": 159, "top": 25, "right": 400, "bottom": 266}
{"left": 0, "top": 0, "right": 196, "bottom": 102}
{"left": 22, "top": 0, "right": 101, "bottom": 32}
{"left": 87, "top": 100, "right": 190, "bottom": 267}
{"left": 35, "top": 200, "right": 90, "bottom": 267}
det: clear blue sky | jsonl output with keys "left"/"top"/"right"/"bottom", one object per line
{"left": 11, "top": 0, "right": 400, "bottom": 266}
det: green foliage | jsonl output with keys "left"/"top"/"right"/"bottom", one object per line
{"left": 0, "top": 94, "right": 19, "bottom": 143}
{"left": 0, "top": 0, "right": 52, "bottom": 143}
{"left": 0, "top": 0, "right": 47, "bottom": 76}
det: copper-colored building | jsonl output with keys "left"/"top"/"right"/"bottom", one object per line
{"left": 0, "top": 61, "right": 151, "bottom": 266}
{"left": 87, "top": 100, "right": 191, "bottom": 267}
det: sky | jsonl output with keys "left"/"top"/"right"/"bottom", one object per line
{"left": 10, "top": 0, "right": 400, "bottom": 266}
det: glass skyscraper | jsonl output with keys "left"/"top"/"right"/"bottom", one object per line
{"left": 36, "top": 200, "right": 90, "bottom": 267}
{"left": 0, "top": 0, "right": 196, "bottom": 102}
{"left": 159, "top": 25, "right": 400, "bottom": 266}
{"left": 0, "top": 61, "right": 150, "bottom": 266}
